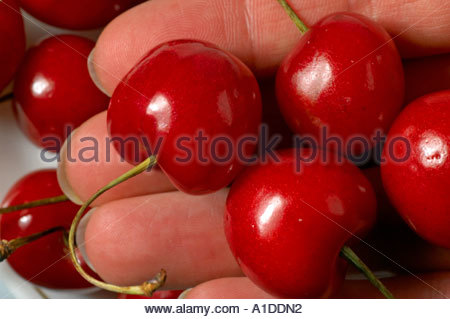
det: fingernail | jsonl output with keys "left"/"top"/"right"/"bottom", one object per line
{"left": 178, "top": 288, "right": 192, "bottom": 299}
{"left": 76, "top": 209, "right": 96, "bottom": 272}
{"left": 57, "top": 131, "right": 83, "bottom": 205}
{"left": 87, "top": 48, "right": 111, "bottom": 97}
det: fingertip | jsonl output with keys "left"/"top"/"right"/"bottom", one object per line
{"left": 57, "top": 130, "right": 84, "bottom": 205}
{"left": 87, "top": 47, "right": 111, "bottom": 97}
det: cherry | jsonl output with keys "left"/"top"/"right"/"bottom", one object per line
{"left": 276, "top": 11, "right": 404, "bottom": 153}
{"left": 362, "top": 166, "right": 403, "bottom": 226}
{"left": 259, "top": 77, "right": 295, "bottom": 150}
{"left": 0, "top": 169, "right": 96, "bottom": 289}
{"left": 13, "top": 35, "right": 109, "bottom": 151}
{"left": 382, "top": 90, "right": 450, "bottom": 248}
{"left": 118, "top": 290, "right": 183, "bottom": 299}
{"left": 108, "top": 40, "right": 262, "bottom": 194}
{"left": 18, "top": 0, "right": 145, "bottom": 30}
{"left": 0, "top": 0, "right": 25, "bottom": 93}
{"left": 224, "top": 149, "right": 377, "bottom": 298}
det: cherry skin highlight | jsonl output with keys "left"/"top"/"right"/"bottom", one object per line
{"left": 18, "top": 0, "right": 145, "bottom": 30}
{"left": 276, "top": 12, "right": 404, "bottom": 154}
{"left": 0, "top": 170, "right": 96, "bottom": 289}
{"left": 13, "top": 35, "right": 109, "bottom": 151}
{"left": 225, "top": 150, "right": 376, "bottom": 298}
{"left": 108, "top": 40, "right": 262, "bottom": 194}
{"left": 382, "top": 90, "right": 450, "bottom": 248}
{"left": 0, "top": 0, "right": 25, "bottom": 93}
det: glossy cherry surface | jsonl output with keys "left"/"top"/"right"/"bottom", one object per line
{"left": 225, "top": 150, "right": 376, "bottom": 298}
{"left": 118, "top": 290, "right": 183, "bottom": 299}
{"left": 108, "top": 40, "right": 262, "bottom": 194}
{"left": 276, "top": 12, "right": 404, "bottom": 152}
{"left": 0, "top": 0, "right": 25, "bottom": 93}
{"left": 13, "top": 35, "right": 109, "bottom": 150}
{"left": 0, "top": 170, "right": 95, "bottom": 289}
{"left": 382, "top": 90, "right": 450, "bottom": 248}
{"left": 18, "top": 0, "right": 145, "bottom": 30}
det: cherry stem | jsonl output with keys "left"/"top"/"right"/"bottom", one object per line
{"left": 276, "top": 0, "right": 309, "bottom": 34}
{"left": 340, "top": 245, "right": 394, "bottom": 299}
{"left": 0, "top": 194, "right": 69, "bottom": 215}
{"left": 0, "top": 226, "right": 65, "bottom": 262}
{"left": 0, "top": 92, "right": 13, "bottom": 104}
{"left": 68, "top": 156, "right": 166, "bottom": 296}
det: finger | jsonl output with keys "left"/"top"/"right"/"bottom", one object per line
{"left": 82, "top": 189, "right": 242, "bottom": 289}
{"left": 184, "top": 277, "right": 275, "bottom": 299}
{"left": 404, "top": 53, "right": 450, "bottom": 104}
{"left": 57, "top": 111, "right": 175, "bottom": 206}
{"left": 92, "top": 0, "right": 450, "bottom": 94}
{"left": 337, "top": 272, "right": 450, "bottom": 298}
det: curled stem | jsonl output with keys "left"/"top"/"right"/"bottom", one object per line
{"left": 340, "top": 245, "right": 394, "bottom": 299}
{"left": 0, "top": 194, "right": 69, "bottom": 215}
{"left": 68, "top": 156, "right": 166, "bottom": 296}
{"left": 276, "top": 0, "right": 309, "bottom": 33}
{"left": 0, "top": 226, "right": 65, "bottom": 262}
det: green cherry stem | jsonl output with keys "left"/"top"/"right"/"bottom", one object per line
{"left": 276, "top": 0, "right": 309, "bottom": 33}
{"left": 0, "top": 194, "right": 69, "bottom": 215}
{"left": 68, "top": 156, "right": 167, "bottom": 296}
{"left": 0, "top": 226, "right": 65, "bottom": 262}
{"left": 340, "top": 245, "right": 395, "bottom": 299}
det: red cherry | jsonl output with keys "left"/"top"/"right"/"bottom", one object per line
{"left": 225, "top": 150, "right": 376, "bottom": 298}
{"left": 13, "top": 35, "right": 109, "bottom": 150}
{"left": 118, "top": 290, "right": 183, "bottom": 299}
{"left": 0, "top": 170, "right": 96, "bottom": 289}
{"left": 362, "top": 166, "right": 403, "bottom": 226}
{"left": 259, "top": 77, "right": 295, "bottom": 150}
{"left": 18, "top": 0, "right": 145, "bottom": 30}
{"left": 0, "top": 0, "right": 25, "bottom": 93}
{"left": 382, "top": 90, "right": 450, "bottom": 248}
{"left": 108, "top": 40, "right": 262, "bottom": 194}
{"left": 276, "top": 13, "right": 404, "bottom": 152}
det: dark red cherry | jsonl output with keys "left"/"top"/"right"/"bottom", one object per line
{"left": 225, "top": 150, "right": 376, "bottom": 298}
{"left": 108, "top": 40, "right": 262, "bottom": 194}
{"left": 362, "top": 166, "right": 403, "bottom": 226}
{"left": 382, "top": 90, "right": 450, "bottom": 248}
{"left": 13, "top": 35, "right": 109, "bottom": 150}
{"left": 118, "top": 290, "right": 183, "bottom": 299}
{"left": 0, "top": 0, "right": 25, "bottom": 93}
{"left": 276, "top": 13, "right": 404, "bottom": 153}
{"left": 0, "top": 170, "right": 96, "bottom": 289}
{"left": 259, "top": 77, "right": 295, "bottom": 150}
{"left": 18, "top": 0, "right": 145, "bottom": 30}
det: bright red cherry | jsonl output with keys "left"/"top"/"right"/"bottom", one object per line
{"left": 108, "top": 40, "right": 262, "bottom": 194}
{"left": 276, "top": 13, "right": 404, "bottom": 153}
{"left": 382, "top": 90, "right": 450, "bottom": 248}
{"left": 0, "top": 170, "right": 96, "bottom": 289}
{"left": 225, "top": 150, "right": 376, "bottom": 298}
{"left": 13, "top": 35, "right": 109, "bottom": 150}
{"left": 18, "top": 0, "right": 145, "bottom": 30}
{"left": 0, "top": 0, "right": 25, "bottom": 93}
{"left": 118, "top": 290, "right": 183, "bottom": 299}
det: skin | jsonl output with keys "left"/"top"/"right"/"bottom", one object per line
{"left": 56, "top": 0, "right": 450, "bottom": 298}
